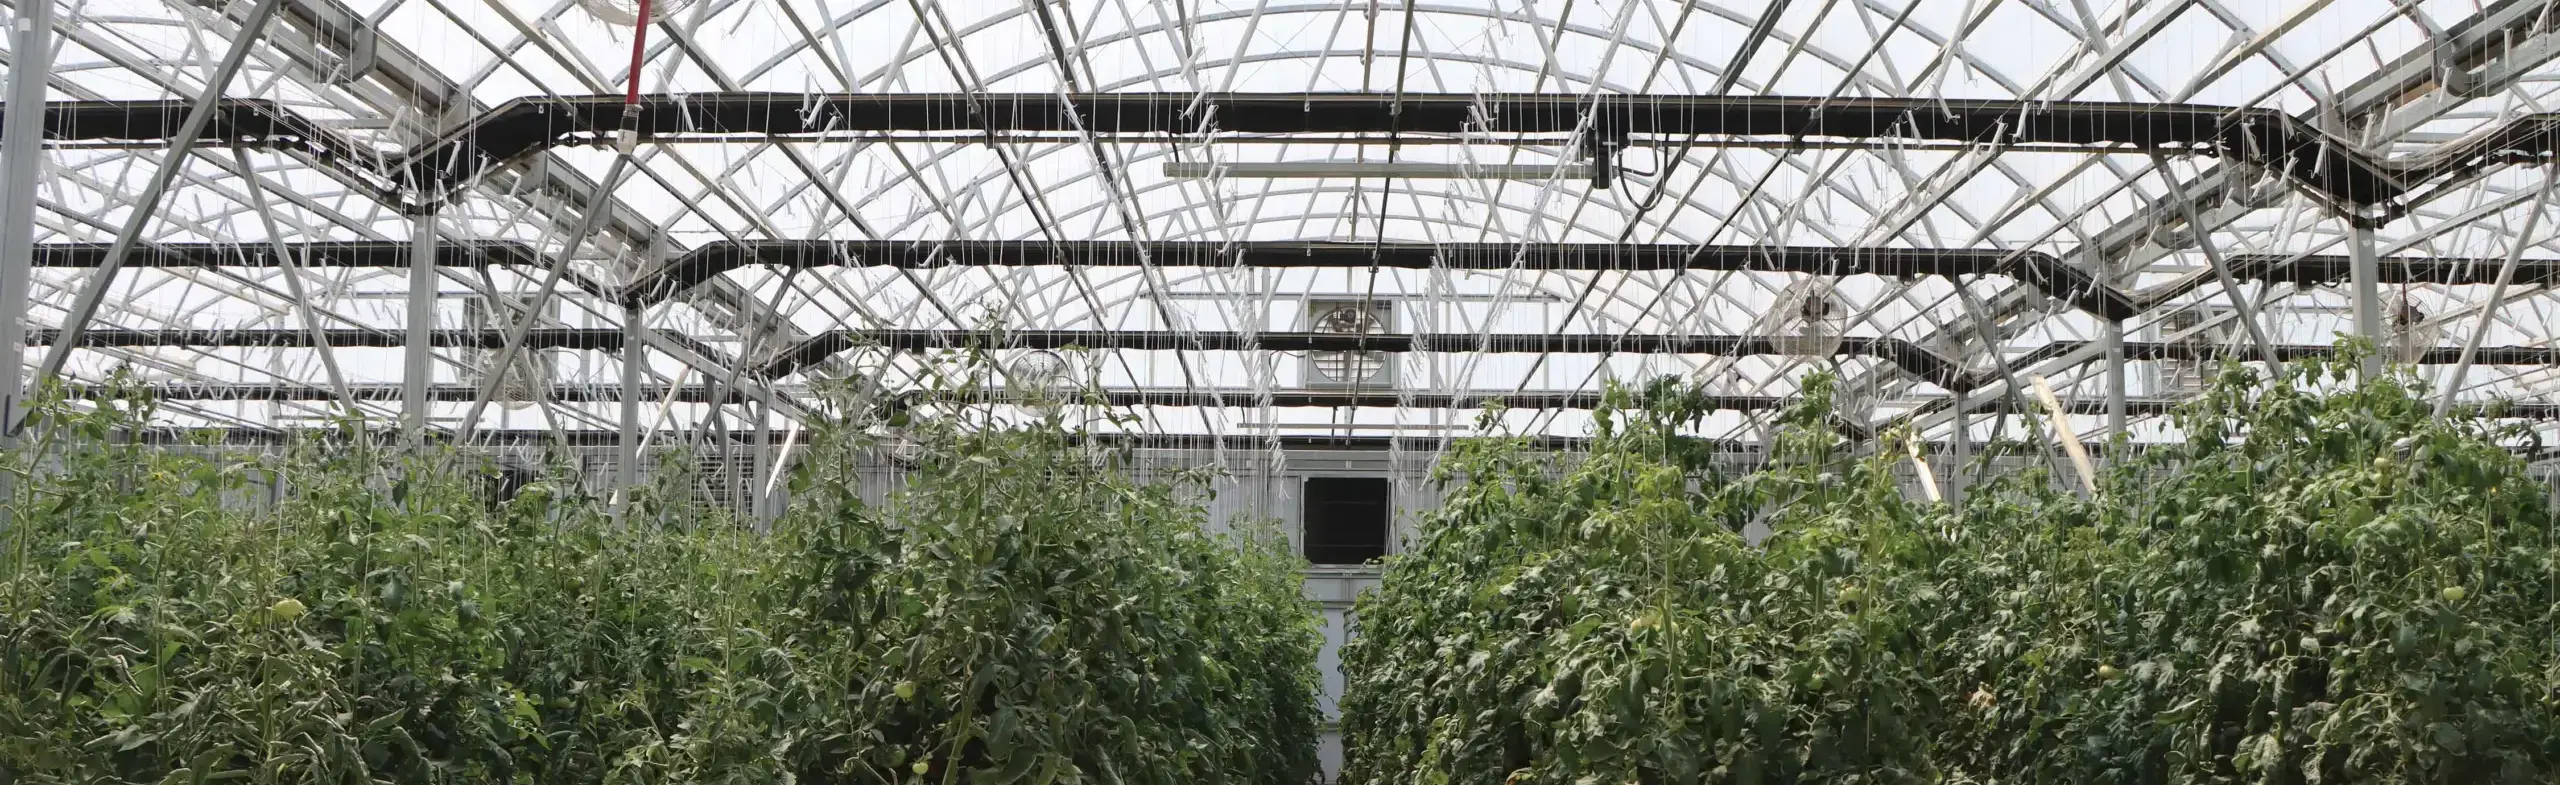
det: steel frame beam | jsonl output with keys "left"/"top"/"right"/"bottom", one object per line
{"left": 27, "top": 0, "right": 289, "bottom": 396}
{"left": 270, "top": 0, "right": 824, "bottom": 433}
{"left": 1897, "top": 0, "right": 2560, "bottom": 439}
{"left": 0, "top": 0, "right": 57, "bottom": 441}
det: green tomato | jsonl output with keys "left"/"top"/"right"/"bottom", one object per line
{"left": 2097, "top": 664, "right": 2122, "bottom": 681}
{"left": 894, "top": 680, "right": 918, "bottom": 700}
{"left": 269, "top": 597, "right": 307, "bottom": 622}
{"left": 1628, "top": 610, "right": 1661, "bottom": 632}
{"left": 2441, "top": 586, "right": 2467, "bottom": 603}
{"left": 911, "top": 761, "right": 931, "bottom": 776}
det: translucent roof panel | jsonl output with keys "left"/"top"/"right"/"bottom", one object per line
{"left": 4, "top": 0, "right": 2559, "bottom": 448}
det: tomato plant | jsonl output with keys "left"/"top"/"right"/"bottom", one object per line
{"left": 1935, "top": 352, "right": 2560, "bottom": 783}
{"left": 0, "top": 374, "right": 1321, "bottom": 784}
{"left": 1345, "top": 354, "right": 2560, "bottom": 785}
{"left": 1341, "top": 376, "right": 1951, "bottom": 785}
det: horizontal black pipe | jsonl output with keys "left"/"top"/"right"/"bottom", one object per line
{"left": 22, "top": 95, "right": 2548, "bottom": 210}
{"left": 63, "top": 383, "right": 748, "bottom": 404}
{"left": 396, "top": 94, "right": 2387, "bottom": 203}
{"left": 42, "top": 327, "right": 2560, "bottom": 396}
{"left": 94, "top": 426, "right": 2560, "bottom": 467}
{"left": 69, "top": 380, "right": 2560, "bottom": 421}
{"left": 0, "top": 98, "right": 379, "bottom": 181}
{"left": 630, "top": 240, "right": 2136, "bottom": 317}
{"left": 2115, "top": 340, "right": 2560, "bottom": 366}
{"left": 105, "top": 426, "right": 1615, "bottom": 450}
{"left": 73, "top": 382, "right": 1712, "bottom": 411}
{"left": 31, "top": 328, "right": 628, "bottom": 351}
{"left": 763, "top": 329, "right": 1966, "bottom": 386}
{"left": 42, "top": 240, "right": 2560, "bottom": 325}
{"left": 27, "top": 240, "right": 621, "bottom": 302}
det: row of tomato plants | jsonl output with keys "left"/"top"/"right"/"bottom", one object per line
{"left": 1, "top": 383, "right": 1322, "bottom": 785}
{"left": 1344, "top": 354, "right": 2560, "bottom": 785}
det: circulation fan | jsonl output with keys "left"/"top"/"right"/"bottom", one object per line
{"left": 576, "top": 0, "right": 695, "bottom": 26}
{"left": 2385, "top": 294, "right": 2443, "bottom": 366}
{"left": 1004, "top": 349, "right": 1077, "bottom": 400}
{"left": 1302, "top": 300, "right": 1396, "bottom": 388}
{"left": 1766, "top": 279, "right": 1848, "bottom": 358}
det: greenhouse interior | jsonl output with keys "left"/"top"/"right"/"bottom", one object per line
{"left": 7, "top": 0, "right": 2560, "bottom": 781}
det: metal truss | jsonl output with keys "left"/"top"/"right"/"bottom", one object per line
{"left": 9, "top": 0, "right": 2560, "bottom": 454}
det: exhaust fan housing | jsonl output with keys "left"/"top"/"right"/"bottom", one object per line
{"left": 1302, "top": 300, "right": 1396, "bottom": 388}
{"left": 1766, "top": 279, "right": 1848, "bottom": 357}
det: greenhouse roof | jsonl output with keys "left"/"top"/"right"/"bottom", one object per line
{"left": 5, "top": 0, "right": 2560, "bottom": 450}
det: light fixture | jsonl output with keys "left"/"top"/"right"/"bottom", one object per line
{"left": 1164, "top": 161, "right": 1594, "bottom": 181}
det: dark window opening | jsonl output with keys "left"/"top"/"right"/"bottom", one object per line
{"left": 1303, "top": 477, "right": 1390, "bottom": 565}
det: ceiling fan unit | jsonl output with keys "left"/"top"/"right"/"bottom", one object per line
{"left": 1766, "top": 279, "right": 1849, "bottom": 358}
{"left": 1004, "top": 349, "right": 1078, "bottom": 400}
{"left": 2385, "top": 294, "right": 2442, "bottom": 366}
{"left": 1302, "top": 300, "right": 1396, "bottom": 389}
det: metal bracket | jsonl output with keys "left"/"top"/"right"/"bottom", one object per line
{"left": 1582, "top": 133, "right": 1619, "bottom": 190}
{"left": 326, "top": 22, "right": 377, "bottom": 86}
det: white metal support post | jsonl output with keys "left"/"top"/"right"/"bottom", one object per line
{"left": 0, "top": 0, "right": 59, "bottom": 535}
{"left": 618, "top": 300, "right": 645, "bottom": 515}
{"left": 404, "top": 210, "right": 439, "bottom": 443}
{"left": 0, "top": 0, "right": 57, "bottom": 445}
{"left": 1947, "top": 387, "right": 1970, "bottom": 506}
{"left": 751, "top": 394, "right": 772, "bottom": 523}
{"left": 2348, "top": 221, "right": 2384, "bottom": 378}
{"left": 2103, "top": 320, "right": 2126, "bottom": 442}
{"left": 31, "top": 0, "right": 288, "bottom": 388}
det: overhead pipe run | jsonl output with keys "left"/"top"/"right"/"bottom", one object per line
{"left": 15, "top": 94, "right": 2560, "bottom": 214}
{"left": 25, "top": 238, "right": 2557, "bottom": 328}
{"left": 33, "top": 329, "right": 2560, "bottom": 396}
{"left": 1162, "top": 161, "right": 1596, "bottom": 181}
{"left": 84, "top": 381, "right": 2560, "bottom": 423}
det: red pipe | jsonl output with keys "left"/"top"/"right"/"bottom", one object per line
{"left": 624, "top": 0, "right": 654, "bottom": 106}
